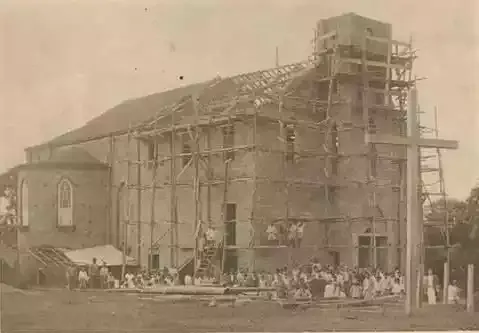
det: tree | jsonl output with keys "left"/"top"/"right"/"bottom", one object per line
{"left": 424, "top": 186, "right": 479, "bottom": 287}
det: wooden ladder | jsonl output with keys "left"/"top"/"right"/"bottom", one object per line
{"left": 195, "top": 242, "right": 220, "bottom": 276}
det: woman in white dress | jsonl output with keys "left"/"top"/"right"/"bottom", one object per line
{"left": 324, "top": 273, "right": 336, "bottom": 298}
{"left": 335, "top": 273, "right": 344, "bottom": 297}
{"left": 125, "top": 272, "right": 135, "bottom": 289}
{"left": 362, "top": 273, "right": 370, "bottom": 298}
{"left": 382, "top": 273, "right": 392, "bottom": 295}
{"left": 363, "top": 272, "right": 375, "bottom": 300}
{"left": 377, "top": 271, "right": 388, "bottom": 296}
{"left": 426, "top": 269, "right": 437, "bottom": 305}
{"left": 236, "top": 271, "right": 245, "bottom": 287}
{"left": 350, "top": 276, "right": 362, "bottom": 299}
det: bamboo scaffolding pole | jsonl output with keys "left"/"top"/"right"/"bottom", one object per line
{"left": 122, "top": 126, "right": 132, "bottom": 278}
{"left": 219, "top": 244, "right": 456, "bottom": 250}
{"left": 137, "top": 105, "right": 399, "bottom": 140}
{"left": 136, "top": 138, "right": 142, "bottom": 266}
{"left": 169, "top": 103, "right": 177, "bottom": 267}
{"left": 417, "top": 109, "right": 425, "bottom": 308}
{"left": 206, "top": 118, "right": 212, "bottom": 228}
{"left": 322, "top": 33, "right": 338, "bottom": 254}
{"left": 119, "top": 146, "right": 407, "bottom": 163}
{"left": 434, "top": 107, "right": 451, "bottom": 300}
{"left": 250, "top": 104, "right": 259, "bottom": 271}
{"left": 124, "top": 177, "right": 403, "bottom": 189}
{"left": 119, "top": 216, "right": 402, "bottom": 227}
{"left": 193, "top": 94, "right": 201, "bottom": 274}
{"left": 220, "top": 148, "right": 230, "bottom": 274}
{"left": 384, "top": 33, "right": 393, "bottom": 271}
{"left": 149, "top": 139, "right": 158, "bottom": 270}
{"left": 361, "top": 30, "right": 377, "bottom": 269}
{"left": 106, "top": 134, "right": 114, "bottom": 244}
{"left": 16, "top": 242, "right": 457, "bottom": 256}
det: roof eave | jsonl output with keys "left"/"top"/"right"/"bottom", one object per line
{"left": 17, "top": 162, "right": 110, "bottom": 171}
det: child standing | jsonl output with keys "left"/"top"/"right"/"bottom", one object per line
{"left": 447, "top": 280, "right": 461, "bottom": 304}
{"left": 78, "top": 267, "right": 89, "bottom": 289}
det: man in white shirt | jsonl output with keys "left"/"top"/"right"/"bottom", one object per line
{"left": 99, "top": 263, "right": 109, "bottom": 289}
{"left": 78, "top": 268, "right": 89, "bottom": 289}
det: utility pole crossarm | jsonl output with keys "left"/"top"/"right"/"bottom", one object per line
{"left": 366, "top": 134, "right": 459, "bottom": 150}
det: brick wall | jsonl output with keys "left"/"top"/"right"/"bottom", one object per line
{"left": 26, "top": 81, "right": 405, "bottom": 272}
{"left": 16, "top": 167, "right": 108, "bottom": 279}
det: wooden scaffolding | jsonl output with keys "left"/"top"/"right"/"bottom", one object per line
{"left": 117, "top": 26, "right": 425, "bottom": 279}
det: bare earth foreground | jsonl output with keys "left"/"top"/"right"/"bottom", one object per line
{"left": 2, "top": 287, "right": 479, "bottom": 332}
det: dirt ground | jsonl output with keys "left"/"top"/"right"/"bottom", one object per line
{"left": 2, "top": 289, "right": 479, "bottom": 332}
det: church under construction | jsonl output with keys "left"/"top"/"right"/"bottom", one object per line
{"left": 2, "top": 13, "right": 431, "bottom": 283}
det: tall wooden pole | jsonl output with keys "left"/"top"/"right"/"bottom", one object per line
{"left": 405, "top": 87, "right": 419, "bottom": 315}
{"left": 467, "top": 264, "right": 474, "bottom": 313}
{"left": 417, "top": 107, "right": 424, "bottom": 309}
{"left": 122, "top": 128, "right": 132, "bottom": 279}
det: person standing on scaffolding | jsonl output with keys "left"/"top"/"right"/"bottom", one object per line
{"left": 296, "top": 222, "right": 304, "bottom": 248}
{"left": 276, "top": 222, "right": 285, "bottom": 245}
{"left": 288, "top": 223, "right": 297, "bottom": 248}
{"left": 266, "top": 222, "right": 278, "bottom": 245}
{"left": 206, "top": 225, "right": 216, "bottom": 247}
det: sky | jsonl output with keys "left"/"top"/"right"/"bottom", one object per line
{"left": 0, "top": 0, "right": 478, "bottom": 200}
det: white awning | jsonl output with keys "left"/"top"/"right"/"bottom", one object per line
{"left": 64, "top": 244, "right": 137, "bottom": 266}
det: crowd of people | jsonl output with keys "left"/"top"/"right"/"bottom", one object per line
{"left": 215, "top": 261, "right": 406, "bottom": 301}
{"left": 64, "top": 256, "right": 461, "bottom": 305}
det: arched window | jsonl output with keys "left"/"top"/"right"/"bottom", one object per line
{"left": 58, "top": 179, "right": 73, "bottom": 226}
{"left": 20, "top": 180, "right": 29, "bottom": 227}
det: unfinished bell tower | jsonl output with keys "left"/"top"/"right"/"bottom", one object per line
{"left": 311, "top": 13, "right": 412, "bottom": 271}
